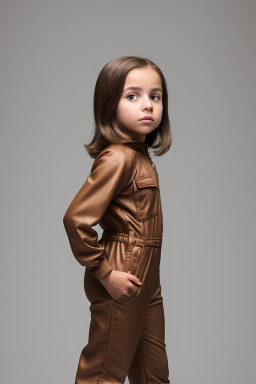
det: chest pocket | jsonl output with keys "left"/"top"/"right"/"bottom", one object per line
{"left": 133, "top": 175, "right": 159, "bottom": 222}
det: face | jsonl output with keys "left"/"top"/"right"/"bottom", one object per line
{"left": 116, "top": 66, "right": 163, "bottom": 142}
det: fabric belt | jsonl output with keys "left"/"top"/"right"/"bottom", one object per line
{"left": 101, "top": 230, "right": 162, "bottom": 248}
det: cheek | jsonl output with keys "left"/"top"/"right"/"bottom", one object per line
{"left": 158, "top": 105, "right": 163, "bottom": 118}
{"left": 116, "top": 102, "right": 128, "bottom": 120}
{"left": 155, "top": 107, "right": 163, "bottom": 124}
{"left": 117, "top": 104, "right": 133, "bottom": 123}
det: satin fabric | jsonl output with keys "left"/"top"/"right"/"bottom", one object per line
{"left": 63, "top": 141, "right": 170, "bottom": 383}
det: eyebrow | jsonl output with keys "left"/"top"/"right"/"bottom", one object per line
{"left": 123, "top": 86, "right": 163, "bottom": 93}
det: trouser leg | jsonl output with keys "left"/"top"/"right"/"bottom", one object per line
{"left": 75, "top": 296, "right": 118, "bottom": 384}
{"left": 128, "top": 265, "right": 171, "bottom": 384}
{"left": 75, "top": 247, "right": 168, "bottom": 383}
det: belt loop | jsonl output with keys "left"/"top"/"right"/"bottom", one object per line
{"left": 128, "top": 230, "right": 135, "bottom": 252}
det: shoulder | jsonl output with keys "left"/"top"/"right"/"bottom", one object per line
{"left": 91, "top": 144, "right": 134, "bottom": 172}
{"left": 100, "top": 143, "right": 134, "bottom": 160}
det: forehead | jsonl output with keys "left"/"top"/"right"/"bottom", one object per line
{"left": 124, "top": 66, "right": 162, "bottom": 88}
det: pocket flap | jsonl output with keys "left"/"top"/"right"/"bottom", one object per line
{"left": 135, "top": 176, "right": 158, "bottom": 189}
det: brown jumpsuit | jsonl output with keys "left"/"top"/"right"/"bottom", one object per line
{"left": 63, "top": 141, "right": 171, "bottom": 384}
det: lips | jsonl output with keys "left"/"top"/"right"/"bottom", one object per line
{"left": 140, "top": 116, "right": 154, "bottom": 121}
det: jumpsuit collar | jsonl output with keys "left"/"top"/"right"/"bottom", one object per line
{"left": 122, "top": 141, "right": 149, "bottom": 155}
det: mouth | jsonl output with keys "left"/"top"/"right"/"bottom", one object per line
{"left": 139, "top": 116, "right": 154, "bottom": 121}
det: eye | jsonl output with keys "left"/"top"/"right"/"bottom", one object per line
{"left": 151, "top": 95, "right": 161, "bottom": 101}
{"left": 127, "top": 93, "right": 138, "bottom": 101}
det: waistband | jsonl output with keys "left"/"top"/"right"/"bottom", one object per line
{"left": 102, "top": 230, "right": 162, "bottom": 248}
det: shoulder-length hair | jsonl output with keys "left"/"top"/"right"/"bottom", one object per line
{"left": 84, "top": 56, "right": 172, "bottom": 159}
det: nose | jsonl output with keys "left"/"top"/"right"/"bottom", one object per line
{"left": 141, "top": 96, "right": 153, "bottom": 112}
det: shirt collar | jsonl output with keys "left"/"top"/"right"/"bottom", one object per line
{"left": 122, "top": 141, "right": 149, "bottom": 155}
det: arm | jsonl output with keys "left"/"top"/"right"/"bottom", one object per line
{"left": 63, "top": 147, "right": 134, "bottom": 281}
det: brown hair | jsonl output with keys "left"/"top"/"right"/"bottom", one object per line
{"left": 84, "top": 56, "right": 172, "bottom": 159}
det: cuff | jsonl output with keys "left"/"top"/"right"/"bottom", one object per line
{"left": 89, "top": 257, "right": 113, "bottom": 281}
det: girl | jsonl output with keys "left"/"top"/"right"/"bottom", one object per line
{"left": 63, "top": 56, "right": 172, "bottom": 384}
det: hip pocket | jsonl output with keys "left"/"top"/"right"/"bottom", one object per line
{"left": 125, "top": 244, "right": 143, "bottom": 277}
{"left": 125, "top": 243, "right": 148, "bottom": 283}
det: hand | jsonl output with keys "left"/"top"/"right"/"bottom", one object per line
{"left": 100, "top": 270, "right": 142, "bottom": 301}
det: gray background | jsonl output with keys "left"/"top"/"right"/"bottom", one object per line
{"left": 1, "top": 1, "right": 255, "bottom": 383}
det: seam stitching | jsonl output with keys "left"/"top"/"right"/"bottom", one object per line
{"left": 139, "top": 338, "right": 149, "bottom": 383}
{"left": 97, "top": 302, "right": 119, "bottom": 383}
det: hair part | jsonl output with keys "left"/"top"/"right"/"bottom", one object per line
{"left": 84, "top": 56, "right": 172, "bottom": 159}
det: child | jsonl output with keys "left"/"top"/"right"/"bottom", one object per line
{"left": 63, "top": 56, "right": 172, "bottom": 384}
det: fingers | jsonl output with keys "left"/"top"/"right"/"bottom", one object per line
{"left": 127, "top": 271, "right": 142, "bottom": 285}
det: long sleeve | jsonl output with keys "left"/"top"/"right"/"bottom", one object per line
{"left": 63, "top": 147, "right": 134, "bottom": 281}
